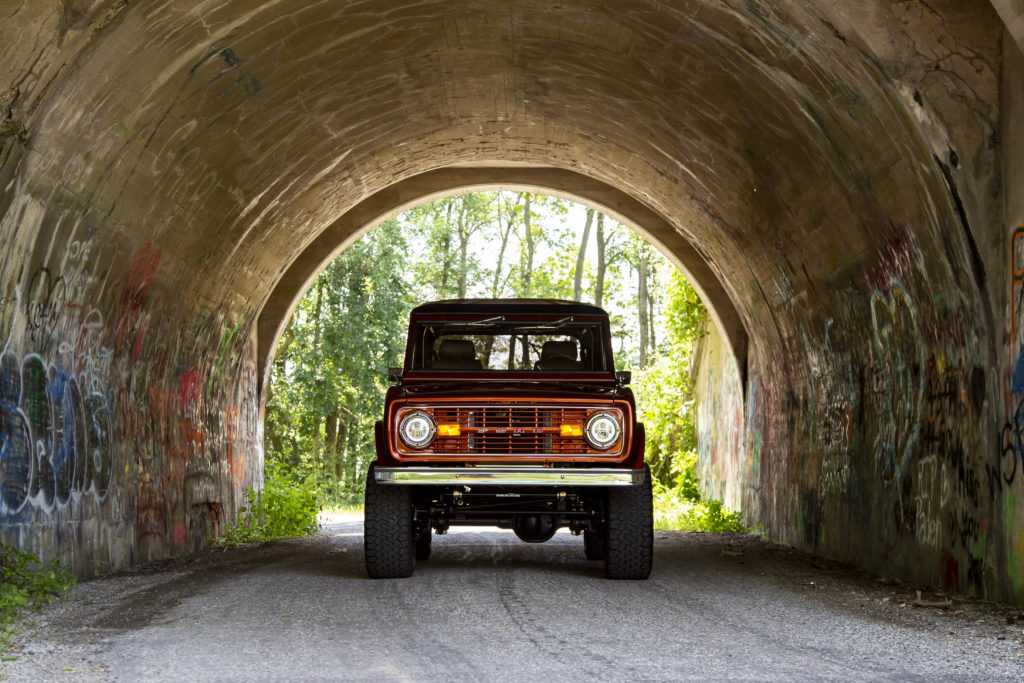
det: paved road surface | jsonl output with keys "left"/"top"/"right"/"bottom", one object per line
{"left": 4, "top": 515, "right": 1023, "bottom": 681}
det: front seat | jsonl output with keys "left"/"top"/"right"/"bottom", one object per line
{"left": 431, "top": 339, "right": 483, "bottom": 370}
{"left": 536, "top": 340, "right": 582, "bottom": 370}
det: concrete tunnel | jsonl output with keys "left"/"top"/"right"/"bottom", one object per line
{"left": 2, "top": 0, "right": 1024, "bottom": 602}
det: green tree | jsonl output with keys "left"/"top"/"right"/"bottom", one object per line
{"left": 632, "top": 270, "right": 707, "bottom": 486}
{"left": 265, "top": 219, "right": 410, "bottom": 502}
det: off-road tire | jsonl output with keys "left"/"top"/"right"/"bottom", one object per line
{"left": 583, "top": 529, "right": 606, "bottom": 560}
{"left": 415, "top": 528, "right": 432, "bottom": 561}
{"left": 604, "top": 465, "right": 653, "bottom": 579}
{"left": 363, "top": 464, "right": 415, "bottom": 578}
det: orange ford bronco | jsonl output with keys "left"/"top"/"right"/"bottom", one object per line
{"left": 364, "top": 299, "right": 652, "bottom": 579}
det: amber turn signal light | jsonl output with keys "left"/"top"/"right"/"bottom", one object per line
{"left": 438, "top": 424, "right": 461, "bottom": 437}
{"left": 560, "top": 424, "right": 583, "bottom": 437}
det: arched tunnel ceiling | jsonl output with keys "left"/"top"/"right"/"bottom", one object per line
{"left": 255, "top": 166, "right": 751, "bottom": 391}
{"left": 2, "top": 0, "right": 1002, "bottom": 382}
{"left": 2, "top": 0, "right": 1022, "bottom": 601}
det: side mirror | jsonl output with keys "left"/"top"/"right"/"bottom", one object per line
{"left": 615, "top": 370, "right": 631, "bottom": 387}
{"left": 387, "top": 367, "right": 404, "bottom": 385}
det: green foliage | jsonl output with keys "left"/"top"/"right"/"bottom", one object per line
{"left": 633, "top": 355, "right": 696, "bottom": 486}
{"left": 663, "top": 269, "right": 708, "bottom": 353}
{"left": 265, "top": 219, "right": 410, "bottom": 503}
{"left": 632, "top": 272, "right": 705, "bottom": 486}
{"left": 631, "top": 271, "right": 743, "bottom": 533}
{"left": 0, "top": 544, "right": 76, "bottom": 649}
{"left": 216, "top": 465, "right": 320, "bottom": 546}
{"left": 649, "top": 453, "right": 744, "bottom": 532}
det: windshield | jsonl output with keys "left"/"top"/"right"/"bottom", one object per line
{"left": 407, "top": 316, "right": 610, "bottom": 372}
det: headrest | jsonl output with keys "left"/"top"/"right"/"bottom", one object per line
{"left": 541, "top": 340, "right": 578, "bottom": 361}
{"left": 437, "top": 339, "right": 478, "bottom": 361}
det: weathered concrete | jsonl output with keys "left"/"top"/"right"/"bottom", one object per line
{"left": 0, "top": 0, "right": 1022, "bottom": 603}
{"left": 693, "top": 323, "right": 744, "bottom": 515}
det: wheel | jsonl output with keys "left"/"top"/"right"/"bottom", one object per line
{"left": 363, "top": 463, "right": 415, "bottom": 578}
{"left": 415, "top": 527, "right": 432, "bottom": 561}
{"left": 604, "top": 465, "right": 653, "bottom": 579}
{"left": 583, "top": 529, "right": 606, "bottom": 560}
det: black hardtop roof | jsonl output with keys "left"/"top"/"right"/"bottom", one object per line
{"left": 411, "top": 298, "right": 608, "bottom": 317}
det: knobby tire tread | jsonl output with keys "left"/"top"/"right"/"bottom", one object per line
{"left": 364, "top": 465, "right": 415, "bottom": 578}
{"left": 604, "top": 464, "right": 653, "bottom": 579}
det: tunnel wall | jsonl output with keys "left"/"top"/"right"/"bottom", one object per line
{"left": 0, "top": 1, "right": 266, "bottom": 575}
{"left": 1000, "top": 29, "right": 1024, "bottom": 603}
{"left": 696, "top": 222, "right": 1022, "bottom": 599}
{"left": 692, "top": 324, "right": 745, "bottom": 514}
{"left": 0, "top": 202, "right": 263, "bottom": 573}
{"left": 690, "top": 20, "right": 1023, "bottom": 601}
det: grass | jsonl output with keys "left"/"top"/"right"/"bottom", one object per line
{"left": 321, "top": 502, "right": 364, "bottom": 515}
{"left": 0, "top": 544, "right": 76, "bottom": 651}
{"left": 653, "top": 481, "right": 745, "bottom": 533}
{"left": 214, "top": 466, "right": 320, "bottom": 546}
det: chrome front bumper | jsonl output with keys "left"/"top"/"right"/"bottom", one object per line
{"left": 374, "top": 466, "right": 643, "bottom": 487}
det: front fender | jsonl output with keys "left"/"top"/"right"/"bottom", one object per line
{"left": 374, "top": 420, "right": 397, "bottom": 467}
{"left": 627, "top": 422, "right": 646, "bottom": 469}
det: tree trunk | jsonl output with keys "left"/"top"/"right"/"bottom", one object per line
{"left": 457, "top": 198, "right": 470, "bottom": 298}
{"left": 638, "top": 249, "right": 650, "bottom": 367}
{"left": 312, "top": 278, "right": 325, "bottom": 349}
{"left": 594, "top": 213, "right": 606, "bottom": 307}
{"left": 522, "top": 194, "right": 534, "bottom": 297}
{"left": 312, "top": 414, "right": 324, "bottom": 484}
{"left": 491, "top": 195, "right": 516, "bottom": 298}
{"left": 483, "top": 197, "right": 517, "bottom": 367}
{"left": 335, "top": 417, "right": 348, "bottom": 481}
{"left": 648, "top": 283, "right": 657, "bottom": 354}
{"left": 520, "top": 194, "right": 534, "bottom": 368}
{"left": 573, "top": 208, "right": 594, "bottom": 302}
{"left": 324, "top": 405, "right": 340, "bottom": 482}
{"left": 507, "top": 336, "right": 518, "bottom": 370}
{"left": 440, "top": 202, "right": 453, "bottom": 295}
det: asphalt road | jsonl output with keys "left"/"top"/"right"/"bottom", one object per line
{"left": 4, "top": 515, "right": 1023, "bottom": 681}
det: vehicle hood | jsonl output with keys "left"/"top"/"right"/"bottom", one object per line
{"left": 396, "top": 380, "right": 626, "bottom": 403}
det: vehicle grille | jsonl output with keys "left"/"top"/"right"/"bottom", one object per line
{"left": 399, "top": 405, "right": 622, "bottom": 456}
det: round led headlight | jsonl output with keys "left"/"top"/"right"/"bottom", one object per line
{"left": 584, "top": 411, "right": 621, "bottom": 450}
{"left": 398, "top": 411, "right": 436, "bottom": 449}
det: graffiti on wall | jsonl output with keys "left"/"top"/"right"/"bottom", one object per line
{"left": 1003, "top": 223, "right": 1024, "bottom": 596}
{"left": 694, "top": 327, "right": 745, "bottom": 513}
{"left": 800, "top": 316, "right": 855, "bottom": 497}
{"left": 1, "top": 255, "right": 120, "bottom": 518}
{"left": 0, "top": 39, "right": 268, "bottom": 572}
{"left": 870, "top": 276, "right": 924, "bottom": 504}
{"left": 1001, "top": 225, "right": 1024, "bottom": 490}
{"left": 0, "top": 351, "right": 113, "bottom": 514}
{"left": 2, "top": 233, "right": 261, "bottom": 570}
{"left": 128, "top": 310, "right": 260, "bottom": 556}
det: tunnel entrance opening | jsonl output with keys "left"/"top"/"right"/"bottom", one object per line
{"left": 261, "top": 187, "right": 745, "bottom": 539}
{"left": 256, "top": 168, "right": 749, "bottom": 398}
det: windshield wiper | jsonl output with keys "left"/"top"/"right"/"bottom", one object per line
{"left": 527, "top": 315, "right": 575, "bottom": 330}
{"left": 427, "top": 315, "right": 506, "bottom": 328}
